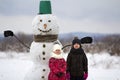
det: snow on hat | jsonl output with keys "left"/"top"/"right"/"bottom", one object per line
{"left": 39, "top": 0, "right": 52, "bottom": 14}
{"left": 53, "top": 44, "right": 62, "bottom": 52}
{"left": 72, "top": 37, "right": 81, "bottom": 45}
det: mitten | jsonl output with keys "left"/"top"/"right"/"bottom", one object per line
{"left": 66, "top": 72, "right": 70, "bottom": 80}
{"left": 84, "top": 72, "right": 88, "bottom": 80}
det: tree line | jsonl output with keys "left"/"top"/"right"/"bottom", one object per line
{"left": 0, "top": 32, "right": 120, "bottom": 56}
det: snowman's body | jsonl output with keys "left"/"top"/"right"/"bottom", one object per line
{"left": 24, "top": 14, "right": 62, "bottom": 80}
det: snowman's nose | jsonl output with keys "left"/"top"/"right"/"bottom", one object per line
{"left": 44, "top": 24, "right": 47, "bottom": 29}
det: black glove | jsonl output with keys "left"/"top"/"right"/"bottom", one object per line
{"left": 56, "top": 72, "right": 64, "bottom": 77}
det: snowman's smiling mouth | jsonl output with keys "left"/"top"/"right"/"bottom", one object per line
{"left": 38, "top": 28, "right": 52, "bottom": 33}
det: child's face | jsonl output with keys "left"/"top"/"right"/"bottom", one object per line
{"left": 54, "top": 49, "right": 61, "bottom": 55}
{"left": 73, "top": 43, "right": 80, "bottom": 49}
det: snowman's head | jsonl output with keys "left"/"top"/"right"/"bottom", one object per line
{"left": 32, "top": 14, "right": 59, "bottom": 35}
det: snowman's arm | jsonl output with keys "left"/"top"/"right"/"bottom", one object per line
{"left": 54, "top": 40, "right": 63, "bottom": 47}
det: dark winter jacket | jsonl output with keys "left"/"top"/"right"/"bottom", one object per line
{"left": 67, "top": 47, "right": 88, "bottom": 77}
{"left": 48, "top": 56, "right": 66, "bottom": 80}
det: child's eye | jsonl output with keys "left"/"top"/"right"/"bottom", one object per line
{"left": 48, "top": 20, "right": 51, "bottom": 22}
{"left": 40, "top": 20, "right": 42, "bottom": 22}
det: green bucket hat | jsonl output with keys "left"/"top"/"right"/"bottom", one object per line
{"left": 39, "top": 0, "right": 52, "bottom": 14}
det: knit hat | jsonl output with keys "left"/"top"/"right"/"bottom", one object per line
{"left": 72, "top": 38, "right": 81, "bottom": 45}
{"left": 39, "top": 0, "right": 52, "bottom": 14}
{"left": 53, "top": 44, "right": 62, "bottom": 52}
{"left": 52, "top": 44, "right": 63, "bottom": 59}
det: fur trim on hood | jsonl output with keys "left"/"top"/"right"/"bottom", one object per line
{"left": 51, "top": 52, "right": 63, "bottom": 59}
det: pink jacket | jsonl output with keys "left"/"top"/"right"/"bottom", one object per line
{"left": 48, "top": 57, "right": 67, "bottom": 80}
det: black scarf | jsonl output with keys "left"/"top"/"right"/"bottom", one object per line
{"left": 70, "top": 47, "right": 84, "bottom": 55}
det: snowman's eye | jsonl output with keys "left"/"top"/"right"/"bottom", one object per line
{"left": 48, "top": 20, "right": 51, "bottom": 22}
{"left": 40, "top": 20, "right": 42, "bottom": 22}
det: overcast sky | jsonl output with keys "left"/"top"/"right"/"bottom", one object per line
{"left": 0, "top": 0, "right": 120, "bottom": 34}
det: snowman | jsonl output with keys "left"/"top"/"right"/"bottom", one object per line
{"left": 24, "top": 0, "right": 62, "bottom": 80}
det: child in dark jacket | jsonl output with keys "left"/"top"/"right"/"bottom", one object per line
{"left": 48, "top": 44, "right": 67, "bottom": 80}
{"left": 67, "top": 38, "right": 88, "bottom": 80}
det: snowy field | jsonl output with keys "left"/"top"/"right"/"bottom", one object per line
{"left": 0, "top": 51, "right": 120, "bottom": 80}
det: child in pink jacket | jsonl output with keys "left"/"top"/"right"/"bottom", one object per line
{"left": 48, "top": 44, "right": 67, "bottom": 80}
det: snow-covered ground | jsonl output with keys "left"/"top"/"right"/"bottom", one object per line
{"left": 0, "top": 51, "right": 120, "bottom": 80}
